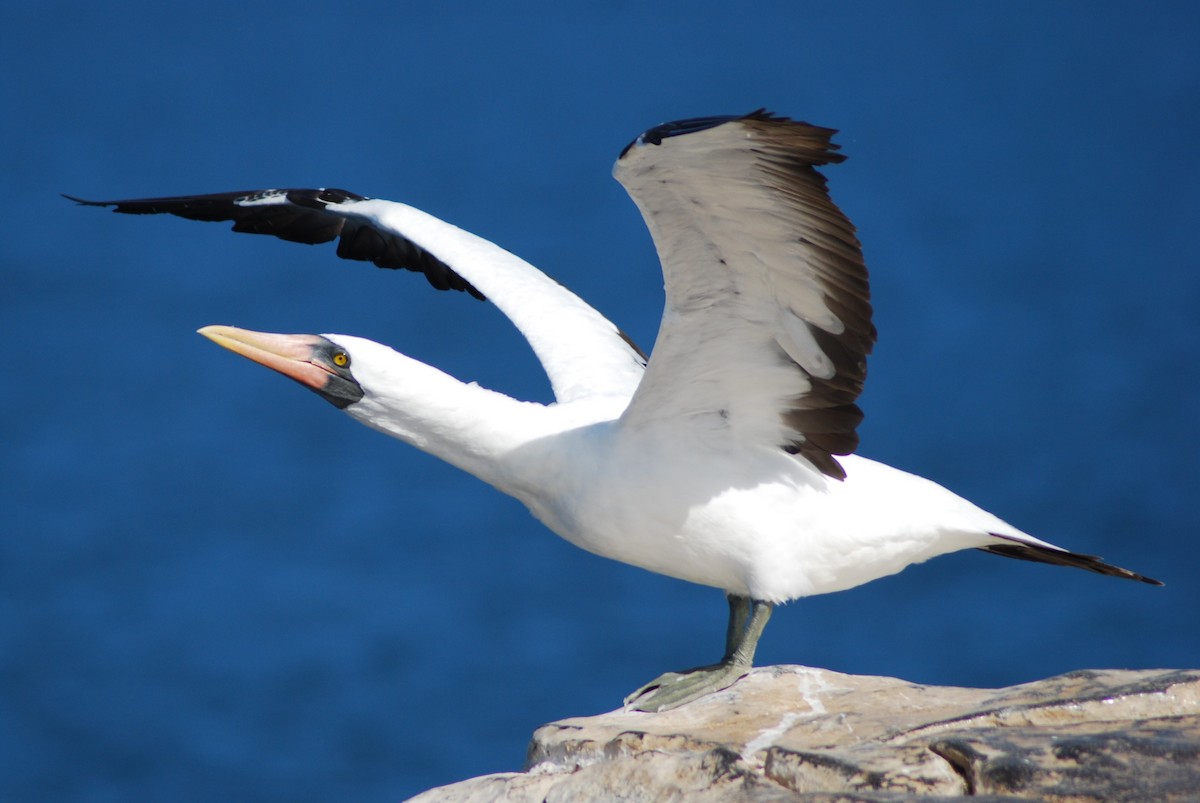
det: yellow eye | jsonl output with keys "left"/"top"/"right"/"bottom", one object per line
{"left": 332, "top": 350, "right": 349, "bottom": 368}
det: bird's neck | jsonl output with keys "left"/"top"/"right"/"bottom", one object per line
{"left": 339, "top": 341, "right": 553, "bottom": 492}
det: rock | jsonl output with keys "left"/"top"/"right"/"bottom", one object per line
{"left": 408, "top": 666, "right": 1200, "bottom": 802}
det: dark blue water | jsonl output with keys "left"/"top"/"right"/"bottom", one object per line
{"left": 4, "top": 4, "right": 1198, "bottom": 800}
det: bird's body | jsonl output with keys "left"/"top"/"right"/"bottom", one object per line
{"left": 72, "top": 110, "right": 1159, "bottom": 710}
{"left": 530, "top": 447, "right": 1013, "bottom": 603}
{"left": 344, "top": 353, "right": 1019, "bottom": 602}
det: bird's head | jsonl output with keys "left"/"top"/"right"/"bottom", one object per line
{"left": 198, "top": 325, "right": 365, "bottom": 409}
{"left": 197, "top": 325, "right": 518, "bottom": 469}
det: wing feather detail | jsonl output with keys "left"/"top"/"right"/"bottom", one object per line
{"left": 614, "top": 111, "right": 875, "bottom": 479}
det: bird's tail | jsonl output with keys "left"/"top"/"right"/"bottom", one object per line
{"left": 979, "top": 532, "right": 1162, "bottom": 586}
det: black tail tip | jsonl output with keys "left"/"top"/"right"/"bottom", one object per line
{"left": 981, "top": 536, "right": 1163, "bottom": 587}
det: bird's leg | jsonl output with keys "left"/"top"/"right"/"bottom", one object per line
{"left": 624, "top": 593, "right": 773, "bottom": 712}
{"left": 726, "top": 594, "right": 771, "bottom": 665}
{"left": 723, "top": 593, "right": 752, "bottom": 661}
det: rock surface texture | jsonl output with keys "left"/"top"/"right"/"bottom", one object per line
{"left": 408, "top": 665, "right": 1200, "bottom": 802}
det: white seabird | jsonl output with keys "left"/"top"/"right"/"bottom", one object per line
{"left": 70, "top": 110, "right": 1160, "bottom": 711}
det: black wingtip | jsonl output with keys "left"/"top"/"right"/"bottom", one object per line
{"left": 63, "top": 193, "right": 110, "bottom": 207}
{"left": 67, "top": 187, "right": 489, "bottom": 300}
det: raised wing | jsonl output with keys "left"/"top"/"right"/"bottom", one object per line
{"left": 68, "top": 189, "right": 647, "bottom": 403}
{"left": 614, "top": 111, "right": 875, "bottom": 479}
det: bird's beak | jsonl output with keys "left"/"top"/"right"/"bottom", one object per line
{"left": 198, "top": 325, "right": 334, "bottom": 391}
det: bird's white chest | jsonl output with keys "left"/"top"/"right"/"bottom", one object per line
{"left": 504, "top": 425, "right": 823, "bottom": 597}
{"left": 502, "top": 425, "right": 996, "bottom": 603}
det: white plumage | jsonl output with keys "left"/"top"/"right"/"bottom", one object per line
{"left": 71, "top": 110, "right": 1158, "bottom": 711}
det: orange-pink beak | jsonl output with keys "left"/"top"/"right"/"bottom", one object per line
{"left": 198, "top": 325, "right": 334, "bottom": 390}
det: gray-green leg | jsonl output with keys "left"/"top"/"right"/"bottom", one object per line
{"left": 624, "top": 594, "right": 773, "bottom": 712}
{"left": 723, "top": 593, "right": 752, "bottom": 660}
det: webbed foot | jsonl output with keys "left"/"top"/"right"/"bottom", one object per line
{"left": 624, "top": 594, "right": 773, "bottom": 712}
{"left": 624, "top": 660, "right": 751, "bottom": 712}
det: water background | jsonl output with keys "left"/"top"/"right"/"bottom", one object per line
{"left": 4, "top": 3, "right": 1199, "bottom": 800}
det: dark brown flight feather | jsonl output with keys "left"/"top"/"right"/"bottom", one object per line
{"left": 741, "top": 114, "right": 876, "bottom": 480}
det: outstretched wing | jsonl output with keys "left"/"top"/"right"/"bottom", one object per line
{"left": 68, "top": 189, "right": 647, "bottom": 403}
{"left": 614, "top": 111, "right": 875, "bottom": 479}
{"left": 67, "top": 189, "right": 484, "bottom": 296}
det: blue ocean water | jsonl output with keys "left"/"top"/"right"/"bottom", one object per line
{"left": 3, "top": 3, "right": 1198, "bottom": 800}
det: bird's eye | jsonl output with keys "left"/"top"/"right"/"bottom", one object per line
{"left": 332, "top": 350, "right": 349, "bottom": 368}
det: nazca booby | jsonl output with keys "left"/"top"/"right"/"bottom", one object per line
{"left": 69, "top": 110, "right": 1161, "bottom": 711}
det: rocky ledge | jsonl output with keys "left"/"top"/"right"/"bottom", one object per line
{"left": 409, "top": 665, "right": 1200, "bottom": 802}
